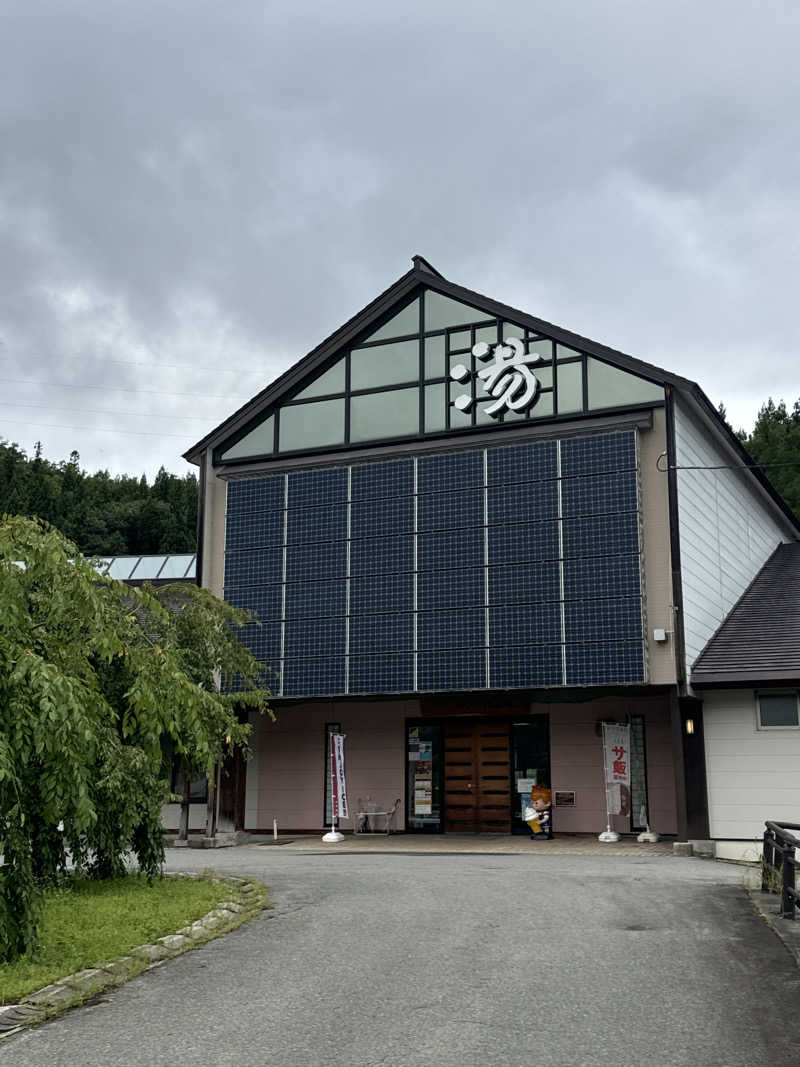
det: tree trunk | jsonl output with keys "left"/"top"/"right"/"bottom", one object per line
{"left": 205, "top": 764, "right": 218, "bottom": 839}
{"left": 178, "top": 759, "right": 190, "bottom": 842}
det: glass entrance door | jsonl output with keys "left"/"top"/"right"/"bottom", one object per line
{"left": 510, "top": 717, "right": 550, "bottom": 834}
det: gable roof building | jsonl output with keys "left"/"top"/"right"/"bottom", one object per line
{"left": 183, "top": 257, "right": 799, "bottom": 845}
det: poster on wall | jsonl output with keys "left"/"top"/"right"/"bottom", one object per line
{"left": 408, "top": 726, "right": 420, "bottom": 761}
{"left": 414, "top": 786, "right": 432, "bottom": 815}
{"left": 414, "top": 777, "right": 433, "bottom": 815}
{"left": 412, "top": 756, "right": 432, "bottom": 815}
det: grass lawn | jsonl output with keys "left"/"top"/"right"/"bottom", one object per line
{"left": 0, "top": 873, "right": 233, "bottom": 1003}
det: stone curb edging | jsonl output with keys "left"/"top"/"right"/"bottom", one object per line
{"left": 749, "top": 888, "right": 800, "bottom": 968}
{"left": 0, "top": 873, "right": 269, "bottom": 1040}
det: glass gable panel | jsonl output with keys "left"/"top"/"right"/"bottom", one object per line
{"left": 587, "top": 358, "right": 664, "bottom": 409}
{"left": 529, "top": 392, "right": 554, "bottom": 419}
{"left": 424, "top": 290, "right": 491, "bottom": 331}
{"left": 424, "top": 336, "right": 445, "bottom": 380}
{"left": 475, "top": 324, "right": 499, "bottom": 345}
{"left": 362, "top": 298, "right": 420, "bottom": 343}
{"left": 424, "top": 383, "right": 446, "bottom": 432}
{"left": 528, "top": 339, "right": 553, "bottom": 362}
{"left": 557, "top": 344, "right": 581, "bottom": 361}
{"left": 293, "top": 360, "right": 346, "bottom": 400}
{"left": 557, "top": 361, "right": 583, "bottom": 414}
{"left": 221, "top": 416, "right": 274, "bottom": 461}
{"left": 350, "top": 339, "right": 419, "bottom": 390}
{"left": 350, "top": 387, "right": 420, "bottom": 442}
{"left": 502, "top": 321, "right": 526, "bottom": 341}
{"left": 279, "top": 399, "right": 344, "bottom": 452}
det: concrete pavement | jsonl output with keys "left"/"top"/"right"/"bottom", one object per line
{"left": 4, "top": 848, "right": 800, "bottom": 1066}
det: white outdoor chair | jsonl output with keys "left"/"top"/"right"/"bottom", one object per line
{"left": 350, "top": 796, "right": 401, "bottom": 835}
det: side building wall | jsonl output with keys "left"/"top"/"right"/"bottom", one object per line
{"left": 673, "top": 396, "right": 793, "bottom": 680}
{"left": 703, "top": 688, "right": 800, "bottom": 861}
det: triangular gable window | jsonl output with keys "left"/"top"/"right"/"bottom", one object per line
{"left": 215, "top": 288, "right": 664, "bottom": 463}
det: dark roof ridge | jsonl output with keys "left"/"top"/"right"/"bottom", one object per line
{"left": 411, "top": 254, "right": 445, "bottom": 278}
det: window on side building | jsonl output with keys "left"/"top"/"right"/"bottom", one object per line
{"left": 756, "top": 692, "right": 800, "bottom": 729}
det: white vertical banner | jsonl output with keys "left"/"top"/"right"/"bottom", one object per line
{"left": 602, "top": 722, "right": 631, "bottom": 816}
{"left": 330, "top": 733, "right": 349, "bottom": 820}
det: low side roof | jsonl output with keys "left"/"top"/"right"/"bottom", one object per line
{"left": 182, "top": 255, "right": 799, "bottom": 534}
{"left": 691, "top": 543, "right": 800, "bottom": 686}
{"left": 96, "top": 554, "right": 197, "bottom": 585}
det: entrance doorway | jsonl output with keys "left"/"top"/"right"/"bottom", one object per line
{"left": 443, "top": 722, "right": 511, "bottom": 833}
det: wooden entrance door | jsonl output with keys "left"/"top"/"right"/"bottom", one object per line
{"left": 444, "top": 722, "right": 511, "bottom": 833}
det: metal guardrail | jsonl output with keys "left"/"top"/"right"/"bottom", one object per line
{"left": 762, "top": 821, "right": 800, "bottom": 919}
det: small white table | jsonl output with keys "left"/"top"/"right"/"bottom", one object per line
{"left": 351, "top": 798, "right": 401, "bottom": 835}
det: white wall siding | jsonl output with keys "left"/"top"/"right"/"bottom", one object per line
{"left": 673, "top": 396, "right": 792, "bottom": 677}
{"left": 704, "top": 689, "right": 800, "bottom": 839}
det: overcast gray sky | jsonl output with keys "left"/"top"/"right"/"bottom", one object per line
{"left": 2, "top": 1, "right": 798, "bottom": 479}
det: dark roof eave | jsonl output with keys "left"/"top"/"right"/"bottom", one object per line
{"left": 692, "top": 671, "right": 800, "bottom": 687}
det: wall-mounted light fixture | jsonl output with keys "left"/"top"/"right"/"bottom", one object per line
{"left": 685, "top": 718, "right": 695, "bottom": 735}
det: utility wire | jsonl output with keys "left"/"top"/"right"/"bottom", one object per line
{"left": 14, "top": 354, "right": 265, "bottom": 375}
{"left": 0, "top": 377, "right": 250, "bottom": 402}
{"left": 0, "top": 417, "right": 195, "bottom": 439}
{"left": 657, "top": 453, "right": 800, "bottom": 473}
{"left": 0, "top": 401, "right": 217, "bottom": 422}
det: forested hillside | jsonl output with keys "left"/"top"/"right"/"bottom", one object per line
{"left": 1, "top": 397, "right": 798, "bottom": 558}
{"left": 0, "top": 440, "right": 197, "bottom": 555}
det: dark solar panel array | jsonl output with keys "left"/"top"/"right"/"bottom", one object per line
{"left": 223, "top": 430, "right": 645, "bottom": 697}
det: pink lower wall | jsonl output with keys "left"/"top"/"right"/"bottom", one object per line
{"left": 547, "top": 695, "right": 677, "bottom": 835}
{"left": 251, "top": 699, "right": 417, "bottom": 832}
{"left": 247, "top": 693, "right": 677, "bottom": 835}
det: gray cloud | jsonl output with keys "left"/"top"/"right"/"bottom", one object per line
{"left": 1, "top": 0, "right": 799, "bottom": 476}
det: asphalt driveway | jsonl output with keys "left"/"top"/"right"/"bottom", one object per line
{"left": 5, "top": 848, "right": 800, "bottom": 1066}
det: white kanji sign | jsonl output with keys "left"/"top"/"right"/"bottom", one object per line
{"left": 450, "top": 337, "right": 542, "bottom": 418}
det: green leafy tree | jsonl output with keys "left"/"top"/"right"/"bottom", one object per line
{"left": 743, "top": 398, "right": 800, "bottom": 519}
{"left": 0, "top": 516, "right": 271, "bottom": 961}
{"left": 145, "top": 581, "right": 276, "bottom": 842}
